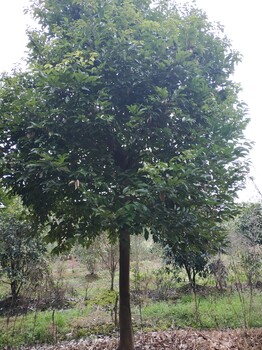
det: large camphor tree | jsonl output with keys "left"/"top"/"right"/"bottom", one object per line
{"left": 0, "top": 0, "right": 250, "bottom": 348}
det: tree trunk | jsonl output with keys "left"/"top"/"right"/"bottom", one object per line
{"left": 10, "top": 260, "right": 18, "bottom": 303}
{"left": 117, "top": 228, "right": 134, "bottom": 350}
{"left": 11, "top": 280, "right": 18, "bottom": 302}
{"left": 110, "top": 246, "right": 116, "bottom": 291}
{"left": 184, "top": 265, "right": 192, "bottom": 287}
{"left": 110, "top": 271, "right": 115, "bottom": 292}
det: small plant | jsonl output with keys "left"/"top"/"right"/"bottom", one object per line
{"left": 132, "top": 269, "right": 154, "bottom": 299}
{"left": 153, "top": 268, "right": 177, "bottom": 301}
{"left": 208, "top": 258, "right": 228, "bottom": 292}
{"left": 240, "top": 248, "right": 261, "bottom": 287}
{"left": 90, "top": 290, "right": 119, "bottom": 327}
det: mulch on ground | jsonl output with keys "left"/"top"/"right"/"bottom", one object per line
{"left": 24, "top": 328, "right": 262, "bottom": 350}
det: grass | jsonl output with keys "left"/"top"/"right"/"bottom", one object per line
{"left": 141, "top": 292, "right": 262, "bottom": 330}
{"left": 0, "top": 305, "right": 94, "bottom": 348}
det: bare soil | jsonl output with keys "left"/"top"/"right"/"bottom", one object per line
{"left": 24, "top": 328, "right": 262, "bottom": 350}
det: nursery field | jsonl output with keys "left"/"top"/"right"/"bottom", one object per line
{"left": 0, "top": 242, "right": 262, "bottom": 350}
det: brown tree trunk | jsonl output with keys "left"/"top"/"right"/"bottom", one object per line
{"left": 10, "top": 260, "right": 18, "bottom": 303}
{"left": 110, "top": 271, "right": 115, "bottom": 292}
{"left": 110, "top": 245, "right": 116, "bottom": 291}
{"left": 117, "top": 228, "right": 134, "bottom": 350}
{"left": 11, "top": 280, "right": 18, "bottom": 302}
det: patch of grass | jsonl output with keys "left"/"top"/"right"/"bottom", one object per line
{"left": 0, "top": 306, "right": 92, "bottom": 348}
{"left": 141, "top": 301, "right": 195, "bottom": 329}
{"left": 141, "top": 292, "right": 262, "bottom": 330}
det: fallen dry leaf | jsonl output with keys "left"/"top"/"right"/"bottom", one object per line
{"left": 22, "top": 328, "right": 262, "bottom": 350}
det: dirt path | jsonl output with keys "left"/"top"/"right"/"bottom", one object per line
{"left": 24, "top": 328, "right": 262, "bottom": 350}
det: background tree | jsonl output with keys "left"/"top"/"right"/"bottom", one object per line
{"left": 0, "top": 197, "right": 47, "bottom": 302}
{"left": 233, "top": 203, "right": 262, "bottom": 287}
{"left": 0, "top": 0, "right": 250, "bottom": 348}
{"left": 98, "top": 233, "right": 119, "bottom": 292}
{"left": 73, "top": 232, "right": 119, "bottom": 291}
{"left": 73, "top": 238, "right": 102, "bottom": 276}
{"left": 237, "top": 202, "right": 262, "bottom": 245}
{"left": 163, "top": 211, "right": 228, "bottom": 291}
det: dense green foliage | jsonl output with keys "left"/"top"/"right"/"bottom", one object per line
{"left": 0, "top": 0, "right": 250, "bottom": 245}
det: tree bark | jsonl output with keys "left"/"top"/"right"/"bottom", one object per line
{"left": 11, "top": 280, "right": 18, "bottom": 302}
{"left": 110, "top": 245, "right": 116, "bottom": 291}
{"left": 117, "top": 228, "right": 134, "bottom": 350}
{"left": 110, "top": 271, "right": 115, "bottom": 292}
{"left": 10, "top": 260, "right": 18, "bottom": 302}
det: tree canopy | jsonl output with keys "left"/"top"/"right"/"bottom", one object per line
{"left": 1, "top": 0, "right": 250, "bottom": 242}
{"left": 0, "top": 0, "right": 251, "bottom": 348}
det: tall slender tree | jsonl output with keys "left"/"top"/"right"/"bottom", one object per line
{"left": 0, "top": 0, "right": 250, "bottom": 348}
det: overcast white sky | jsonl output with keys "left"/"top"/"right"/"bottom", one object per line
{"left": 0, "top": 0, "right": 261, "bottom": 201}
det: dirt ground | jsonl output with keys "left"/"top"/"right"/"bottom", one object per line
{"left": 24, "top": 328, "right": 262, "bottom": 350}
